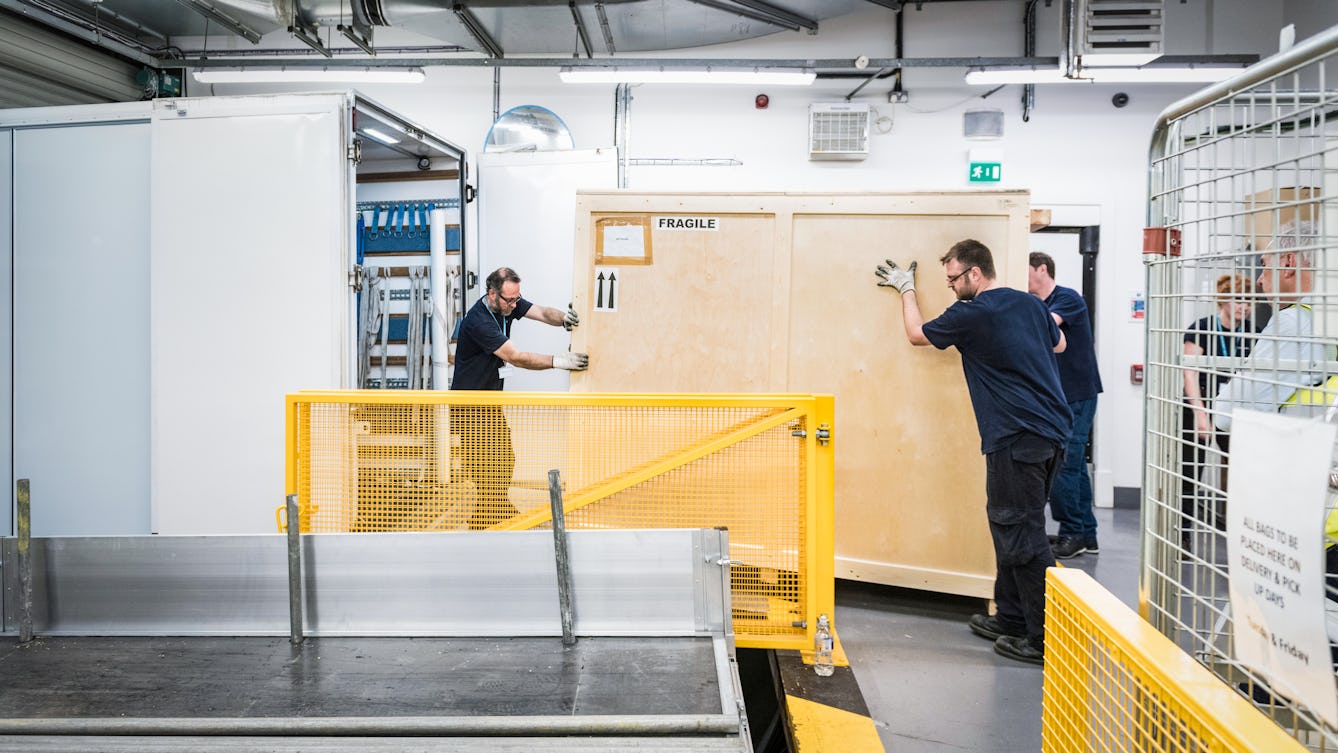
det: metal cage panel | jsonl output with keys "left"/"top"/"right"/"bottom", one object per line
{"left": 1144, "top": 25, "right": 1338, "bottom": 748}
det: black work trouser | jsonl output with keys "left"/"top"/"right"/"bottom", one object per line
{"left": 1180, "top": 406, "right": 1231, "bottom": 536}
{"left": 452, "top": 404, "right": 518, "bottom": 529}
{"left": 985, "top": 433, "right": 1063, "bottom": 647}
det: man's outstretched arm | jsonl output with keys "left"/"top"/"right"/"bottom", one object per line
{"left": 876, "top": 260, "right": 930, "bottom": 347}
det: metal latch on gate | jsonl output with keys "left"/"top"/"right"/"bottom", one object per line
{"left": 794, "top": 423, "right": 832, "bottom": 446}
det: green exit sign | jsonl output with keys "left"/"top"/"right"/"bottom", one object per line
{"left": 969, "top": 162, "right": 1002, "bottom": 182}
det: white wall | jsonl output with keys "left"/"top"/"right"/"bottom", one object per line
{"left": 192, "top": 1, "right": 1337, "bottom": 503}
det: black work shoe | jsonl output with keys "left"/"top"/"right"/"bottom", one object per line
{"left": 1084, "top": 538, "right": 1100, "bottom": 555}
{"left": 1047, "top": 533, "right": 1060, "bottom": 545}
{"left": 994, "top": 635, "right": 1044, "bottom": 665}
{"left": 968, "top": 613, "right": 1022, "bottom": 642}
{"left": 1052, "top": 535, "right": 1089, "bottom": 559}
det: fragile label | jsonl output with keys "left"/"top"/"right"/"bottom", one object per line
{"left": 655, "top": 216, "right": 719, "bottom": 231}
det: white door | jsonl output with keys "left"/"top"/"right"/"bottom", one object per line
{"left": 476, "top": 148, "right": 617, "bottom": 392}
{"left": 13, "top": 121, "right": 152, "bottom": 535}
{"left": 149, "top": 97, "right": 350, "bottom": 534}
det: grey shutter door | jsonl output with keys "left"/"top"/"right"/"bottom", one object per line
{"left": 0, "top": 8, "right": 141, "bottom": 108}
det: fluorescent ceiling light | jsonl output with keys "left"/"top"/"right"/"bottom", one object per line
{"left": 359, "top": 127, "right": 400, "bottom": 145}
{"left": 192, "top": 67, "right": 426, "bottom": 84}
{"left": 964, "top": 66, "right": 1241, "bottom": 86}
{"left": 964, "top": 68, "right": 1071, "bottom": 85}
{"left": 1082, "top": 67, "right": 1241, "bottom": 83}
{"left": 559, "top": 68, "right": 815, "bottom": 85}
{"left": 1081, "top": 52, "right": 1160, "bottom": 67}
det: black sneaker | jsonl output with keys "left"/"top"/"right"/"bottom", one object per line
{"left": 1052, "top": 535, "right": 1089, "bottom": 559}
{"left": 1047, "top": 533, "right": 1060, "bottom": 545}
{"left": 993, "top": 635, "right": 1044, "bottom": 665}
{"left": 968, "top": 613, "right": 1022, "bottom": 642}
{"left": 1084, "top": 538, "right": 1099, "bottom": 555}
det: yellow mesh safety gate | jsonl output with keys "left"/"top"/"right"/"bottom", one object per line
{"left": 1043, "top": 568, "right": 1306, "bottom": 753}
{"left": 284, "top": 390, "right": 836, "bottom": 650}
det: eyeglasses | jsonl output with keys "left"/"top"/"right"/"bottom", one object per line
{"left": 496, "top": 292, "right": 521, "bottom": 304}
{"left": 946, "top": 267, "right": 974, "bottom": 286}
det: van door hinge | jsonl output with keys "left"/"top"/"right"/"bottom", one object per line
{"left": 348, "top": 139, "right": 362, "bottom": 164}
{"left": 349, "top": 264, "right": 363, "bottom": 290}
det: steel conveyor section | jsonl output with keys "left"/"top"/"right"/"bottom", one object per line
{"left": 0, "top": 529, "right": 751, "bottom": 752}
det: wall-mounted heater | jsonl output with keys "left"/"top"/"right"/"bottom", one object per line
{"left": 809, "top": 102, "right": 871, "bottom": 161}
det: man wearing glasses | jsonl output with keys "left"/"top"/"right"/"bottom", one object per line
{"left": 876, "top": 239, "right": 1071, "bottom": 665}
{"left": 452, "top": 266, "right": 589, "bottom": 528}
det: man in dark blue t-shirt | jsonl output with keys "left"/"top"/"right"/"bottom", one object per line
{"left": 451, "top": 266, "right": 589, "bottom": 528}
{"left": 1028, "top": 252, "right": 1104, "bottom": 559}
{"left": 876, "top": 239, "right": 1071, "bottom": 666}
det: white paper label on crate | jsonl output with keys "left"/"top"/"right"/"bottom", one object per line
{"left": 593, "top": 267, "right": 619, "bottom": 312}
{"left": 602, "top": 224, "right": 646, "bottom": 258}
{"left": 1226, "top": 409, "right": 1338, "bottom": 727}
{"left": 654, "top": 216, "right": 718, "bottom": 231}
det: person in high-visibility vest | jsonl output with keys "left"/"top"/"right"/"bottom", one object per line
{"left": 1214, "top": 222, "right": 1330, "bottom": 430}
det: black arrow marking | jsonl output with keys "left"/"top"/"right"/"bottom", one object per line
{"left": 608, "top": 272, "right": 617, "bottom": 309}
{"left": 596, "top": 271, "right": 606, "bottom": 309}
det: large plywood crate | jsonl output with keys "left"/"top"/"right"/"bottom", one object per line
{"left": 569, "top": 191, "right": 1032, "bottom": 598}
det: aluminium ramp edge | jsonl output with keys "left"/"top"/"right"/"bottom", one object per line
{"left": 0, "top": 528, "right": 751, "bottom": 752}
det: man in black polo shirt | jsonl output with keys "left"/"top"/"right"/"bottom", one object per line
{"left": 877, "top": 240, "right": 1070, "bottom": 665}
{"left": 451, "top": 266, "right": 589, "bottom": 528}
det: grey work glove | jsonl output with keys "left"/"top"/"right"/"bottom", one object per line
{"left": 875, "top": 259, "right": 917, "bottom": 294}
{"left": 553, "top": 352, "right": 589, "bottom": 371}
{"left": 563, "top": 304, "right": 580, "bottom": 331}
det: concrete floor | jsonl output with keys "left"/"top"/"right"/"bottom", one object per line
{"left": 836, "top": 505, "right": 1140, "bottom": 753}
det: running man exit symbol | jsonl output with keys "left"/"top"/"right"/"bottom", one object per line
{"left": 594, "top": 267, "right": 618, "bottom": 312}
{"left": 968, "top": 162, "right": 1001, "bottom": 182}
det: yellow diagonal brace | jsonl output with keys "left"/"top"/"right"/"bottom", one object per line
{"left": 494, "top": 405, "right": 807, "bottom": 530}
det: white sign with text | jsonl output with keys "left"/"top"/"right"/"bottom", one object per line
{"left": 1227, "top": 409, "right": 1337, "bottom": 725}
{"left": 654, "top": 216, "right": 719, "bottom": 231}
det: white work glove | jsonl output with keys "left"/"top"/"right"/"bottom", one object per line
{"left": 553, "top": 352, "right": 589, "bottom": 371}
{"left": 875, "top": 259, "right": 917, "bottom": 294}
{"left": 563, "top": 304, "right": 580, "bottom": 331}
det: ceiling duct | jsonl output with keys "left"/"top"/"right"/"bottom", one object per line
{"left": 1077, "top": 0, "right": 1164, "bottom": 66}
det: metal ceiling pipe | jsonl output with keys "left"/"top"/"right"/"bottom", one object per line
{"left": 183, "top": 55, "right": 1062, "bottom": 69}
{"left": 0, "top": 0, "right": 158, "bottom": 65}
{"left": 453, "top": 3, "right": 505, "bottom": 58}
{"left": 683, "top": 0, "right": 812, "bottom": 33}
{"left": 594, "top": 1, "right": 615, "bottom": 54}
{"left": 1022, "top": 0, "right": 1039, "bottom": 121}
{"left": 171, "top": 0, "right": 262, "bottom": 43}
{"left": 569, "top": 1, "right": 593, "bottom": 58}
{"left": 614, "top": 82, "right": 630, "bottom": 188}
